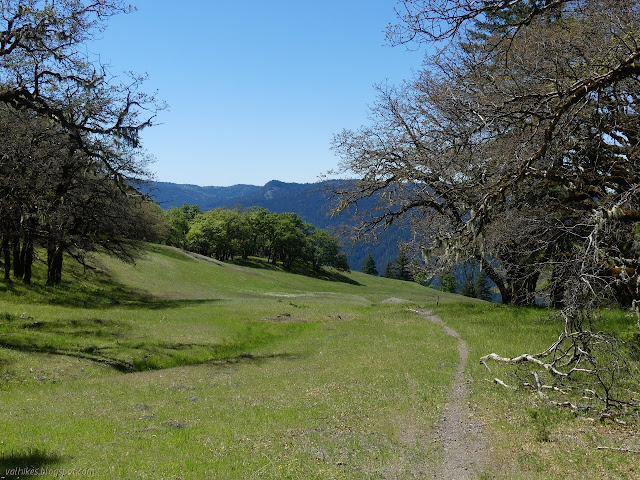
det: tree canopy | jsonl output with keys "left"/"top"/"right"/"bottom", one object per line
{"left": 167, "top": 206, "right": 350, "bottom": 274}
{"left": 0, "top": 1, "right": 162, "bottom": 285}
{"left": 332, "top": 0, "right": 640, "bottom": 410}
{"left": 333, "top": 0, "right": 640, "bottom": 308}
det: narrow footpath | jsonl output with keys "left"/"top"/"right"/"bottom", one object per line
{"left": 410, "top": 308, "right": 488, "bottom": 479}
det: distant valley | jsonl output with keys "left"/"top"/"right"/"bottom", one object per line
{"left": 144, "top": 180, "right": 407, "bottom": 271}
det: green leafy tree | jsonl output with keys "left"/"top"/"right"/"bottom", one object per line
{"left": 306, "top": 228, "right": 350, "bottom": 272}
{"left": 271, "top": 213, "right": 307, "bottom": 269}
{"left": 177, "top": 206, "right": 350, "bottom": 273}
{"left": 185, "top": 209, "right": 235, "bottom": 259}
{"left": 166, "top": 204, "right": 201, "bottom": 248}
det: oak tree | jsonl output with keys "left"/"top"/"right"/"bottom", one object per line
{"left": 0, "top": 1, "right": 162, "bottom": 284}
{"left": 332, "top": 0, "right": 640, "bottom": 410}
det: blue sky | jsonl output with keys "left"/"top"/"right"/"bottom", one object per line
{"left": 93, "top": 1, "right": 425, "bottom": 186}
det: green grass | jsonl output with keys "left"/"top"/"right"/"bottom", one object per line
{"left": 433, "top": 303, "right": 640, "bottom": 480}
{"left": 0, "top": 244, "right": 638, "bottom": 479}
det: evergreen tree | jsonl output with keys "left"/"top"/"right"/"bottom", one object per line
{"left": 361, "top": 253, "right": 378, "bottom": 275}
{"left": 460, "top": 266, "right": 493, "bottom": 301}
{"left": 439, "top": 271, "right": 458, "bottom": 293}
{"left": 460, "top": 274, "right": 477, "bottom": 299}
{"left": 393, "top": 251, "right": 413, "bottom": 281}
{"left": 383, "top": 259, "right": 395, "bottom": 279}
{"left": 474, "top": 270, "right": 493, "bottom": 302}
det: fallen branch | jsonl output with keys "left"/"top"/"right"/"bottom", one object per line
{"left": 550, "top": 400, "right": 580, "bottom": 411}
{"left": 493, "top": 377, "right": 515, "bottom": 389}
{"left": 480, "top": 360, "right": 492, "bottom": 373}
{"left": 542, "top": 385, "right": 569, "bottom": 395}
{"left": 481, "top": 352, "right": 568, "bottom": 377}
{"left": 532, "top": 371, "right": 543, "bottom": 397}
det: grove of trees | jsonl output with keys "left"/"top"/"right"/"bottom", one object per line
{"left": 0, "top": 1, "right": 162, "bottom": 285}
{"left": 332, "top": 0, "right": 640, "bottom": 410}
{"left": 165, "top": 205, "right": 350, "bottom": 273}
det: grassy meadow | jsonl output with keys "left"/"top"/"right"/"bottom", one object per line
{"left": 1, "top": 244, "right": 638, "bottom": 479}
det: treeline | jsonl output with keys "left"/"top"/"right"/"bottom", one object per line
{"left": 165, "top": 205, "right": 349, "bottom": 272}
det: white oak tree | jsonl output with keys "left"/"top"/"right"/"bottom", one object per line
{"left": 332, "top": 0, "right": 640, "bottom": 410}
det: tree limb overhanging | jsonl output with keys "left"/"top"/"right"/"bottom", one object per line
{"left": 331, "top": 0, "right": 640, "bottom": 411}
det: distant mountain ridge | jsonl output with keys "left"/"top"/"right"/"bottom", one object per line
{"left": 144, "top": 180, "right": 405, "bottom": 271}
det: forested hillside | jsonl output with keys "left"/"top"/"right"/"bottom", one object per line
{"left": 145, "top": 180, "right": 408, "bottom": 271}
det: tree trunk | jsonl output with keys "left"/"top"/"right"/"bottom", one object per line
{"left": 46, "top": 240, "right": 64, "bottom": 285}
{"left": 54, "top": 247, "right": 63, "bottom": 283}
{"left": 506, "top": 265, "right": 539, "bottom": 306}
{"left": 2, "top": 236, "right": 10, "bottom": 281}
{"left": 22, "top": 236, "right": 33, "bottom": 285}
{"left": 549, "top": 264, "right": 566, "bottom": 308}
{"left": 525, "top": 271, "right": 540, "bottom": 304}
{"left": 479, "top": 257, "right": 511, "bottom": 304}
{"left": 12, "top": 234, "right": 23, "bottom": 279}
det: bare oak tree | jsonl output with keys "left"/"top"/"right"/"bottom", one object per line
{"left": 332, "top": 0, "right": 640, "bottom": 411}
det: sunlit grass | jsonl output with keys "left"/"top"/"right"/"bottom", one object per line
{"left": 0, "top": 244, "right": 453, "bottom": 479}
{"left": 1, "top": 244, "right": 637, "bottom": 479}
{"left": 433, "top": 302, "right": 640, "bottom": 480}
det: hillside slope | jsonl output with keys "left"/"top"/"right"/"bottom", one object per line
{"left": 1, "top": 245, "right": 636, "bottom": 479}
{"left": 0, "top": 245, "right": 461, "bottom": 478}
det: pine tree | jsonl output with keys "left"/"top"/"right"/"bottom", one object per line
{"left": 383, "top": 259, "right": 395, "bottom": 279}
{"left": 460, "top": 274, "right": 477, "bottom": 298}
{"left": 460, "top": 266, "right": 493, "bottom": 301}
{"left": 439, "top": 271, "right": 458, "bottom": 293}
{"left": 361, "top": 253, "right": 378, "bottom": 275}
{"left": 474, "top": 270, "right": 493, "bottom": 301}
{"left": 393, "top": 251, "right": 413, "bottom": 281}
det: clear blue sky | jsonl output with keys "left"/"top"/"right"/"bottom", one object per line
{"left": 93, "top": 1, "right": 425, "bottom": 187}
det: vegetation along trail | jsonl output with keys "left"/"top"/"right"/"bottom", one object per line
{"left": 411, "top": 308, "right": 488, "bottom": 479}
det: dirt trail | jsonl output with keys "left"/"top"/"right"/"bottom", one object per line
{"left": 411, "top": 308, "right": 488, "bottom": 479}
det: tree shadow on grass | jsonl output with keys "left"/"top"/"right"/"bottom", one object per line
{"left": 0, "top": 277, "right": 227, "bottom": 310}
{"left": 0, "top": 450, "right": 63, "bottom": 479}
{"left": 0, "top": 311, "right": 309, "bottom": 374}
{"left": 212, "top": 351, "right": 307, "bottom": 365}
{"left": 0, "top": 338, "right": 306, "bottom": 373}
{"left": 230, "top": 257, "right": 362, "bottom": 286}
{"left": 302, "top": 268, "right": 361, "bottom": 285}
